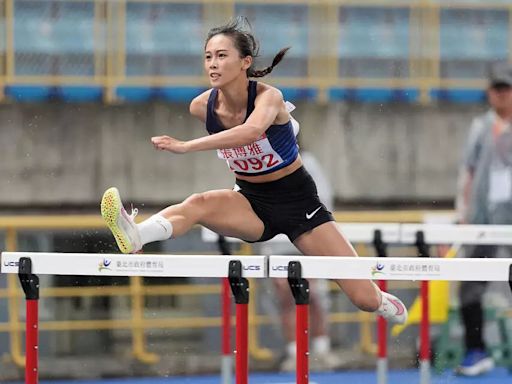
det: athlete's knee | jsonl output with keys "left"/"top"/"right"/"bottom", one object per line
{"left": 182, "top": 193, "right": 210, "bottom": 217}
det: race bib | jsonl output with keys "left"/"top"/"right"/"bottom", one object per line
{"left": 489, "top": 167, "right": 512, "bottom": 204}
{"left": 217, "top": 135, "right": 284, "bottom": 173}
{"left": 285, "top": 101, "right": 300, "bottom": 136}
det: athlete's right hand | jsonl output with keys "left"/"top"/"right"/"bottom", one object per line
{"left": 151, "top": 135, "right": 189, "bottom": 154}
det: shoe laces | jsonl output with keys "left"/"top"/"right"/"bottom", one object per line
{"left": 129, "top": 204, "right": 139, "bottom": 220}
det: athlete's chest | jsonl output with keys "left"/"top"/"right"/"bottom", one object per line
{"left": 214, "top": 108, "right": 246, "bottom": 129}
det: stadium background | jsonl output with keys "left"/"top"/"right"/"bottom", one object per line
{"left": 1, "top": 0, "right": 512, "bottom": 382}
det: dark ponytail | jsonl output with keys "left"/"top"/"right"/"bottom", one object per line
{"left": 248, "top": 47, "right": 290, "bottom": 78}
{"left": 206, "top": 16, "right": 290, "bottom": 78}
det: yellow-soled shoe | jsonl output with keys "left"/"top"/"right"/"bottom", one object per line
{"left": 101, "top": 187, "right": 142, "bottom": 254}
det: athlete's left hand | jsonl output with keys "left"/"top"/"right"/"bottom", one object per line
{"left": 151, "top": 135, "right": 189, "bottom": 154}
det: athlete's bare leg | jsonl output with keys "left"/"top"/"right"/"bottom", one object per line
{"left": 101, "top": 187, "right": 264, "bottom": 253}
{"left": 293, "top": 222, "right": 407, "bottom": 323}
{"left": 158, "top": 189, "right": 264, "bottom": 241}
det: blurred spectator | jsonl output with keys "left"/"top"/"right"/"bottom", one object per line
{"left": 455, "top": 62, "right": 512, "bottom": 376}
{"left": 261, "top": 142, "right": 340, "bottom": 372}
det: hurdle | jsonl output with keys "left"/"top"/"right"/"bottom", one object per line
{"left": 0, "top": 252, "right": 267, "bottom": 384}
{"left": 269, "top": 254, "right": 512, "bottom": 384}
{"left": 3, "top": 224, "right": 512, "bottom": 384}
{"left": 203, "top": 223, "right": 402, "bottom": 384}
{"left": 399, "top": 224, "right": 512, "bottom": 384}
{"left": 205, "top": 223, "right": 512, "bottom": 384}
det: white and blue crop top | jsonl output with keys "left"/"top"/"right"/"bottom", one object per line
{"left": 205, "top": 80, "right": 299, "bottom": 176}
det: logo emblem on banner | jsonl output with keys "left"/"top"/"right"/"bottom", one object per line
{"left": 371, "top": 262, "right": 385, "bottom": 277}
{"left": 98, "top": 259, "right": 112, "bottom": 272}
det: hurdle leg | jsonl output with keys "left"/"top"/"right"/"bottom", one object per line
{"left": 373, "top": 230, "right": 388, "bottom": 384}
{"left": 228, "top": 260, "right": 249, "bottom": 384}
{"left": 509, "top": 264, "right": 512, "bottom": 294}
{"left": 218, "top": 236, "right": 233, "bottom": 384}
{"left": 416, "top": 232, "right": 431, "bottom": 384}
{"left": 18, "top": 257, "right": 40, "bottom": 384}
{"left": 376, "top": 285, "right": 388, "bottom": 384}
{"left": 221, "top": 278, "right": 233, "bottom": 384}
{"left": 287, "top": 261, "right": 309, "bottom": 384}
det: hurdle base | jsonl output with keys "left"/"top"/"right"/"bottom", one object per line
{"left": 419, "top": 359, "right": 431, "bottom": 384}
{"left": 221, "top": 355, "right": 233, "bottom": 384}
{"left": 377, "top": 358, "right": 387, "bottom": 384}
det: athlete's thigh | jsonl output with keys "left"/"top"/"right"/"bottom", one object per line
{"left": 292, "top": 222, "right": 376, "bottom": 298}
{"left": 292, "top": 221, "right": 357, "bottom": 257}
{"left": 199, "top": 189, "right": 265, "bottom": 242}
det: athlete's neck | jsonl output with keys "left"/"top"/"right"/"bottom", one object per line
{"left": 217, "top": 78, "right": 250, "bottom": 115}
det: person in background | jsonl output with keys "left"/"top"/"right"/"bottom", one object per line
{"left": 455, "top": 62, "right": 512, "bottom": 376}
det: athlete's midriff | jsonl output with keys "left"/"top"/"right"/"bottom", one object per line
{"left": 234, "top": 155, "right": 303, "bottom": 183}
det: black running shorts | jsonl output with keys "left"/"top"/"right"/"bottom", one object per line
{"left": 235, "top": 166, "right": 334, "bottom": 242}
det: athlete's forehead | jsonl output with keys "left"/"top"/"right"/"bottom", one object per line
{"left": 205, "top": 34, "right": 236, "bottom": 53}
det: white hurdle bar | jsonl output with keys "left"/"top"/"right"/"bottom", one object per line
{"left": 0, "top": 252, "right": 267, "bottom": 278}
{"left": 268, "top": 256, "right": 512, "bottom": 281}
{"left": 0, "top": 252, "right": 267, "bottom": 384}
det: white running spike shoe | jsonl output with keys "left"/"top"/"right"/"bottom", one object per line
{"left": 101, "top": 187, "right": 142, "bottom": 254}
{"left": 377, "top": 291, "right": 408, "bottom": 324}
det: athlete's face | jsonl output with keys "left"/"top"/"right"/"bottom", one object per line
{"left": 204, "top": 34, "right": 252, "bottom": 87}
{"left": 488, "top": 83, "right": 512, "bottom": 115}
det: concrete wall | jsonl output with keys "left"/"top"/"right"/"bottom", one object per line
{"left": 0, "top": 102, "right": 487, "bottom": 208}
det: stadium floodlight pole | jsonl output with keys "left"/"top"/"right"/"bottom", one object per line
{"left": 373, "top": 230, "right": 388, "bottom": 384}
{"left": 415, "top": 231, "right": 431, "bottom": 384}
{"left": 228, "top": 260, "right": 249, "bottom": 384}
{"left": 18, "top": 257, "right": 39, "bottom": 384}
{"left": 218, "top": 235, "right": 233, "bottom": 384}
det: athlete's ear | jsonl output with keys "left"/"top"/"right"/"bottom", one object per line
{"left": 241, "top": 56, "right": 252, "bottom": 71}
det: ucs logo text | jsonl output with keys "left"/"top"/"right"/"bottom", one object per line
{"left": 243, "top": 265, "right": 261, "bottom": 271}
{"left": 3, "top": 261, "right": 19, "bottom": 267}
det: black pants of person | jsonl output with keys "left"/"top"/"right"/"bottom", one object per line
{"left": 459, "top": 245, "right": 497, "bottom": 351}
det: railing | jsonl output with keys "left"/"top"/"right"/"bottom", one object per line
{"left": 0, "top": 0, "right": 510, "bottom": 104}
{"left": 0, "top": 211, "right": 446, "bottom": 368}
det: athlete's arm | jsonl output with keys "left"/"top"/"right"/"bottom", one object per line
{"left": 189, "top": 90, "right": 209, "bottom": 123}
{"left": 150, "top": 91, "right": 208, "bottom": 153}
{"left": 152, "top": 87, "right": 284, "bottom": 154}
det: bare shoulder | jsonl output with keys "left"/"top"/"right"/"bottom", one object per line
{"left": 189, "top": 89, "right": 213, "bottom": 122}
{"left": 255, "top": 82, "right": 284, "bottom": 104}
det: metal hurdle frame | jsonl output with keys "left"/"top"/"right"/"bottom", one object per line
{"left": 204, "top": 223, "right": 402, "bottom": 384}
{"left": 2, "top": 223, "right": 512, "bottom": 384}
{"left": 399, "top": 224, "right": 512, "bottom": 384}
{"left": 1, "top": 252, "right": 267, "bottom": 384}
